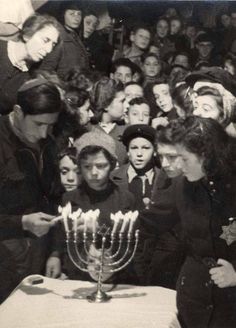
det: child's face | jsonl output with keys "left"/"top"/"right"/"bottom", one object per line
{"left": 80, "top": 151, "right": 111, "bottom": 190}
{"left": 107, "top": 91, "right": 125, "bottom": 120}
{"left": 64, "top": 9, "right": 82, "bottom": 29}
{"left": 143, "top": 56, "right": 161, "bottom": 77}
{"left": 156, "top": 19, "right": 169, "bottom": 38}
{"left": 59, "top": 155, "right": 79, "bottom": 192}
{"left": 153, "top": 84, "right": 173, "bottom": 112}
{"left": 112, "top": 66, "right": 133, "bottom": 85}
{"left": 128, "top": 137, "right": 154, "bottom": 170}
{"left": 127, "top": 103, "right": 150, "bottom": 125}
{"left": 83, "top": 14, "right": 98, "bottom": 38}
{"left": 131, "top": 28, "right": 151, "bottom": 50}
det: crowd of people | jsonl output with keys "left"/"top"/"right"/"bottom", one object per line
{"left": 1, "top": 1, "right": 236, "bottom": 327}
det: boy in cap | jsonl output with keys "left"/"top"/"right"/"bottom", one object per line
{"left": 111, "top": 124, "right": 159, "bottom": 210}
{"left": 47, "top": 131, "right": 136, "bottom": 283}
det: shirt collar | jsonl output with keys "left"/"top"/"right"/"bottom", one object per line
{"left": 127, "top": 164, "right": 155, "bottom": 184}
{"left": 8, "top": 40, "right": 29, "bottom": 72}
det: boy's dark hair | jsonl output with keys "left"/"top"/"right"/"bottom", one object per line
{"left": 17, "top": 82, "right": 62, "bottom": 115}
{"left": 111, "top": 58, "right": 135, "bottom": 74}
{"left": 129, "top": 96, "right": 150, "bottom": 108}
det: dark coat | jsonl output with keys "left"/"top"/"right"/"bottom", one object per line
{"left": 111, "top": 164, "right": 161, "bottom": 210}
{"left": 135, "top": 171, "right": 184, "bottom": 288}
{"left": 39, "top": 24, "right": 89, "bottom": 80}
{"left": 174, "top": 175, "right": 236, "bottom": 327}
{"left": 0, "top": 40, "right": 30, "bottom": 114}
{"left": 0, "top": 116, "right": 59, "bottom": 302}
{"left": 83, "top": 31, "right": 113, "bottom": 74}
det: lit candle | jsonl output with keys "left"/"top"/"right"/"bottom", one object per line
{"left": 61, "top": 202, "right": 71, "bottom": 233}
{"left": 83, "top": 211, "right": 89, "bottom": 233}
{"left": 111, "top": 211, "right": 122, "bottom": 235}
{"left": 120, "top": 212, "right": 130, "bottom": 234}
{"left": 71, "top": 208, "right": 82, "bottom": 232}
{"left": 92, "top": 209, "right": 100, "bottom": 233}
{"left": 128, "top": 210, "right": 139, "bottom": 235}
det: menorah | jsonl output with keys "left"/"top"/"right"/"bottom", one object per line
{"left": 58, "top": 203, "right": 139, "bottom": 302}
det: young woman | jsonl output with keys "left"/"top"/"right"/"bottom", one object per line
{"left": 90, "top": 76, "right": 127, "bottom": 165}
{"left": 142, "top": 53, "right": 163, "bottom": 87}
{"left": 193, "top": 86, "right": 232, "bottom": 128}
{"left": 0, "top": 14, "right": 60, "bottom": 114}
{"left": 169, "top": 116, "right": 236, "bottom": 327}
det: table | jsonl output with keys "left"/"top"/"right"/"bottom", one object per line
{"left": 0, "top": 275, "right": 180, "bottom": 328}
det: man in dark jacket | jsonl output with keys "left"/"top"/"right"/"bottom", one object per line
{"left": 0, "top": 78, "right": 62, "bottom": 303}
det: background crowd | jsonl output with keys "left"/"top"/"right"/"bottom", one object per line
{"left": 1, "top": 1, "right": 236, "bottom": 327}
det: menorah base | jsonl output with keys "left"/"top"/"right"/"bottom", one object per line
{"left": 87, "top": 289, "right": 112, "bottom": 303}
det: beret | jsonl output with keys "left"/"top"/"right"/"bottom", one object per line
{"left": 74, "top": 131, "right": 117, "bottom": 159}
{"left": 185, "top": 67, "right": 236, "bottom": 97}
{"left": 122, "top": 124, "right": 156, "bottom": 147}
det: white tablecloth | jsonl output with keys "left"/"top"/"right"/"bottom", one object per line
{"left": 0, "top": 275, "right": 180, "bottom": 328}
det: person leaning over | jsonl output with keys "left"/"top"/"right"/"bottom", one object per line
{"left": 0, "top": 78, "right": 62, "bottom": 303}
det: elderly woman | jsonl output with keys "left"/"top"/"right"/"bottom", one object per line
{"left": 0, "top": 14, "right": 60, "bottom": 114}
{"left": 167, "top": 116, "right": 236, "bottom": 327}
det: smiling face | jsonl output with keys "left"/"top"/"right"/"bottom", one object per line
{"left": 131, "top": 28, "right": 151, "bottom": 50}
{"left": 175, "top": 144, "right": 205, "bottom": 182}
{"left": 157, "top": 143, "right": 182, "bottom": 178}
{"left": 80, "top": 151, "right": 111, "bottom": 190}
{"left": 64, "top": 9, "right": 82, "bottom": 29}
{"left": 24, "top": 25, "right": 59, "bottom": 62}
{"left": 16, "top": 109, "right": 58, "bottom": 143}
{"left": 128, "top": 137, "right": 154, "bottom": 170}
{"left": 59, "top": 155, "right": 79, "bottom": 192}
{"left": 143, "top": 55, "right": 161, "bottom": 77}
{"left": 153, "top": 84, "right": 173, "bottom": 112}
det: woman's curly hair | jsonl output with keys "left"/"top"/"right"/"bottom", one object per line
{"left": 169, "top": 116, "right": 233, "bottom": 178}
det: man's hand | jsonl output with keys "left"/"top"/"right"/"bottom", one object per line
{"left": 45, "top": 256, "right": 61, "bottom": 278}
{"left": 209, "top": 259, "right": 236, "bottom": 288}
{"left": 22, "top": 212, "right": 56, "bottom": 237}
